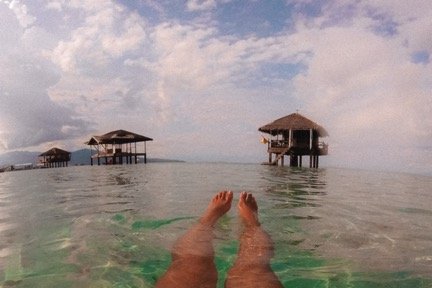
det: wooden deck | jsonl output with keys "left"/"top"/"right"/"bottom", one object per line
{"left": 91, "top": 151, "right": 147, "bottom": 165}
{"left": 267, "top": 142, "right": 328, "bottom": 156}
{"left": 263, "top": 141, "right": 328, "bottom": 167}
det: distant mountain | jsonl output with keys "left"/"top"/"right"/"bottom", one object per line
{"left": 70, "top": 149, "right": 95, "bottom": 166}
{"left": 0, "top": 151, "right": 40, "bottom": 166}
{"left": 0, "top": 149, "right": 184, "bottom": 167}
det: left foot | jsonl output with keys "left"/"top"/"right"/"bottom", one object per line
{"left": 200, "top": 191, "right": 233, "bottom": 226}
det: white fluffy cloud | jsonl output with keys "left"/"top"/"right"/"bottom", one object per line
{"left": 0, "top": 2, "right": 90, "bottom": 150}
{"left": 2, "top": 0, "right": 35, "bottom": 27}
{"left": 186, "top": 0, "right": 216, "bottom": 11}
{"left": 50, "top": 2, "right": 146, "bottom": 73}
{"left": 290, "top": 1, "right": 432, "bottom": 172}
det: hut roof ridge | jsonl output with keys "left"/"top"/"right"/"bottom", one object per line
{"left": 39, "top": 147, "right": 71, "bottom": 156}
{"left": 85, "top": 129, "right": 153, "bottom": 145}
{"left": 258, "top": 112, "right": 329, "bottom": 137}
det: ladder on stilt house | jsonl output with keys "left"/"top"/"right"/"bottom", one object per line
{"left": 271, "top": 147, "right": 290, "bottom": 165}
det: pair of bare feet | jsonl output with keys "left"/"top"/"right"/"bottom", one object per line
{"left": 156, "top": 191, "right": 283, "bottom": 288}
{"left": 200, "top": 191, "right": 260, "bottom": 228}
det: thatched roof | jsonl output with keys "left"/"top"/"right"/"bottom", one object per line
{"left": 258, "top": 113, "right": 329, "bottom": 137}
{"left": 39, "top": 147, "right": 71, "bottom": 156}
{"left": 86, "top": 129, "right": 153, "bottom": 145}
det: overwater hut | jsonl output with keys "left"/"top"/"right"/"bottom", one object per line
{"left": 85, "top": 129, "right": 153, "bottom": 165}
{"left": 38, "top": 147, "right": 71, "bottom": 168}
{"left": 258, "top": 113, "right": 329, "bottom": 168}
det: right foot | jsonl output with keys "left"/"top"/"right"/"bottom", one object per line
{"left": 200, "top": 191, "right": 233, "bottom": 226}
{"left": 238, "top": 192, "right": 260, "bottom": 227}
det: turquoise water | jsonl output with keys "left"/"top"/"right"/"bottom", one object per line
{"left": 0, "top": 163, "right": 431, "bottom": 287}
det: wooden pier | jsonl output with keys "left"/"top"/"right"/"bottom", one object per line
{"left": 85, "top": 129, "right": 153, "bottom": 166}
{"left": 38, "top": 147, "right": 71, "bottom": 168}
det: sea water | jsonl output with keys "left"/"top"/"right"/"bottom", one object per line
{"left": 0, "top": 163, "right": 431, "bottom": 288}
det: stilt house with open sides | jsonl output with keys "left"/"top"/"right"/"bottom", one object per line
{"left": 85, "top": 129, "right": 153, "bottom": 165}
{"left": 258, "top": 113, "right": 329, "bottom": 168}
{"left": 38, "top": 147, "right": 71, "bottom": 168}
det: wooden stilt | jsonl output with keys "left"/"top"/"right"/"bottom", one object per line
{"left": 290, "top": 153, "right": 298, "bottom": 167}
{"left": 312, "top": 155, "right": 317, "bottom": 168}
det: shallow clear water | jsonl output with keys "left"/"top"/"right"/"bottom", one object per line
{"left": 0, "top": 163, "right": 431, "bottom": 287}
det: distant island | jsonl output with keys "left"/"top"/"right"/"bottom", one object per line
{"left": 0, "top": 149, "right": 184, "bottom": 169}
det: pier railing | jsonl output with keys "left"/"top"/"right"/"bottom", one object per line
{"left": 268, "top": 140, "right": 328, "bottom": 155}
{"left": 270, "top": 140, "right": 289, "bottom": 148}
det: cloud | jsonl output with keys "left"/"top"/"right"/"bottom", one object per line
{"left": 45, "top": 0, "right": 63, "bottom": 11}
{"left": 48, "top": 4, "right": 306, "bottom": 131}
{"left": 44, "top": 1, "right": 155, "bottom": 133}
{"left": 0, "top": 2, "right": 91, "bottom": 150}
{"left": 0, "top": 54, "right": 91, "bottom": 149}
{"left": 2, "top": 0, "right": 35, "bottom": 27}
{"left": 148, "top": 22, "right": 308, "bottom": 91}
{"left": 50, "top": 3, "right": 146, "bottom": 73}
{"left": 289, "top": 0, "right": 432, "bottom": 172}
{"left": 186, "top": 0, "right": 216, "bottom": 11}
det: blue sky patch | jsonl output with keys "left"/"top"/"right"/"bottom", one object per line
{"left": 411, "top": 51, "right": 430, "bottom": 64}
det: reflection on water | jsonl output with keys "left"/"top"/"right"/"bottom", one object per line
{"left": 263, "top": 168, "right": 327, "bottom": 209}
{"left": 0, "top": 164, "right": 431, "bottom": 287}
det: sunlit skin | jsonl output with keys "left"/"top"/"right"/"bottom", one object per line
{"left": 155, "top": 191, "right": 283, "bottom": 288}
{"left": 225, "top": 192, "right": 283, "bottom": 288}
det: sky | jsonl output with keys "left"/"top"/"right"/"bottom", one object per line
{"left": 0, "top": 0, "right": 431, "bottom": 174}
